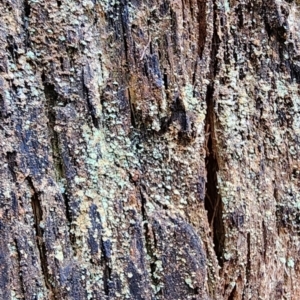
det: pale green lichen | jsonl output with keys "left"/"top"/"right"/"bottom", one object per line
{"left": 287, "top": 258, "right": 295, "bottom": 268}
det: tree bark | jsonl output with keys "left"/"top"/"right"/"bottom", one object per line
{"left": 0, "top": 0, "right": 300, "bottom": 299}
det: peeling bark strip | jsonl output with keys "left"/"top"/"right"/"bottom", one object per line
{"left": 1, "top": 0, "right": 300, "bottom": 299}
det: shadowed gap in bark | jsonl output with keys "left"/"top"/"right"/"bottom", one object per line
{"left": 204, "top": 85, "right": 224, "bottom": 266}
{"left": 101, "top": 238, "right": 112, "bottom": 296}
{"left": 246, "top": 233, "right": 251, "bottom": 285}
{"left": 43, "top": 79, "right": 75, "bottom": 249}
{"left": 81, "top": 69, "right": 100, "bottom": 129}
{"left": 228, "top": 285, "right": 237, "bottom": 300}
{"left": 27, "top": 177, "right": 53, "bottom": 294}
{"left": 6, "top": 151, "right": 17, "bottom": 181}
{"left": 14, "top": 239, "right": 26, "bottom": 297}
{"left": 140, "top": 187, "right": 160, "bottom": 295}
{"left": 0, "top": 94, "right": 6, "bottom": 118}
{"left": 43, "top": 81, "right": 64, "bottom": 182}
{"left": 23, "top": 0, "right": 31, "bottom": 49}
{"left": 204, "top": 0, "right": 225, "bottom": 266}
{"left": 197, "top": 0, "right": 207, "bottom": 58}
{"left": 127, "top": 88, "right": 137, "bottom": 128}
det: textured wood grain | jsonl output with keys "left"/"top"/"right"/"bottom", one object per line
{"left": 0, "top": 0, "right": 300, "bottom": 299}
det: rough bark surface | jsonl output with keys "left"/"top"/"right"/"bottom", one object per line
{"left": 0, "top": 0, "right": 300, "bottom": 299}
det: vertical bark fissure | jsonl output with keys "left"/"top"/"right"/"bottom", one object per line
{"left": 120, "top": 1, "right": 130, "bottom": 64}
{"left": 262, "top": 221, "right": 267, "bottom": 260}
{"left": 43, "top": 80, "right": 75, "bottom": 249}
{"left": 44, "top": 82, "right": 64, "bottom": 182}
{"left": 204, "top": 0, "right": 225, "bottom": 266}
{"left": 120, "top": 2, "right": 138, "bottom": 131}
{"left": 246, "top": 232, "right": 251, "bottom": 285}
{"left": 127, "top": 88, "right": 137, "bottom": 128}
{"left": 192, "top": 60, "right": 198, "bottom": 89}
{"left": 140, "top": 187, "right": 160, "bottom": 296}
{"left": 6, "top": 151, "right": 17, "bottom": 182}
{"left": 27, "top": 177, "right": 53, "bottom": 294}
{"left": 23, "top": 0, "right": 31, "bottom": 49}
{"left": 228, "top": 285, "right": 237, "bottom": 300}
{"left": 101, "top": 238, "right": 112, "bottom": 296}
{"left": 14, "top": 239, "right": 26, "bottom": 297}
{"left": 82, "top": 69, "right": 100, "bottom": 129}
{"left": 197, "top": 0, "right": 207, "bottom": 58}
{"left": 62, "top": 192, "right": 73, "bottom": 229}
{"left": 0, "top": 94, "right": 7, "bottom": 118}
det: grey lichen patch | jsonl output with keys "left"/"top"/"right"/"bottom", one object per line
{"left": 2, "top": 0, "right": 300, "bottom": 299}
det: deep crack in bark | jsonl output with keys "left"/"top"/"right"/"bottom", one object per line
{"left": 14, "top": 239, "right": 26, "bottom": 297}
{"left": 27, "top": 177, "right": 53, "bottom": 294}
{"left": 43, "top": 79, "right": 76, "bottom": 251}
{"left": 204, "top": 0, "right": 225, "bottom": 266}
{"left": 23, "top": 0, "right": 31, "bottom": 49}
{"left": 82, "top": 69, "right": 100, "bottom": 129}
{"left": 101, "top": 238, "right": 112, "bottom": 296}
{"left": 197, "top": 0, "right": 207, "bottom": 58}
{"left": 140, "top": 187, "right": 160, "bottom": 296}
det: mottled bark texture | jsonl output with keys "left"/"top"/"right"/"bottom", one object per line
{"left": 0, "top": 0, "right": 300, "bottom": 299}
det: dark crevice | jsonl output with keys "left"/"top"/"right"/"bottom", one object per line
{"left": 127, "top": 88, "right": 136, "bottom": 128}
{"left": 262, "top": 221, "right": 267, "bottom": 260}
{"left": 120, "top": 3, "right": 130, "bottom": 63}
{"left": 27, "top": 177, "right": 53, "bottom": 293}
{"left": 189, "top": 0, "right": 194, "bottom": 17}
{"left": 210, "top": 2, "right": 221, "bottom": 79}
{"left": 24, "top": 0, "right": 31, "bottom": 17}
{"left": 120, "top": 3, "right": 136, "bottom": 130}
{"left": 62, "top": 192, "right": 72, "bottom": 226}
{"left": 193, "top": 286, "right": 200, "bottom": 295}
{"left": 204, "top": 0, "right": 225, "bottom": 266}
{"left": 170, "top": 9, "right": 179, "bottom": 53}
{"left": 192, "top": 60, "right": 198, "bottom": 88}
{"left": 43, "top": 79, "right": 75, "bottom": 250}
{"left": 6, "top": 35, "right": 18, "bottom": 61}
{"left": 140, "top": 188, "right": 160, "bottom": 295}
{"left": 101, "top": 238, "right": 112, "bottom": 296}
{"left": 172, "top": 97, "right": 186, "bottom": 122}
{"left": 82, "top": 69, "right": 100, "bottom": 129}
{"left": 23, "top": 0, "right": 31, "bottom": 49}
{"left": 246, "top": 233, "right": 251, "bottom": 285}
{"left": 58, "top": 192, "right": 76, "bottom": 253}
{"left": 197, "top": 0, "right": 207, "bottom": 58}
{"left": 236, "top": 4, "right": 244, "bottom": 28}
{"left": 14, "top": 239, "right": 26, "bottom": 297}
{"left": 163, "top": 72, "right": 168, "bottom": 91}
{"left": 43, "top": 81, "right": 64, "bottom": 182}
{"left": 228, "top": 285, "right": 237, "bottom": 300}
{"left": 204, "top": 85, "right": 224, "bottom": 266}
{"left": 149, "top": 41, "right": 153, "bottom": 55}
{"left": 59, "top": 57, "right": 64, "bottom": 71}
{"left": 6, "top": 151, "right": 17, "bottom": 182}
